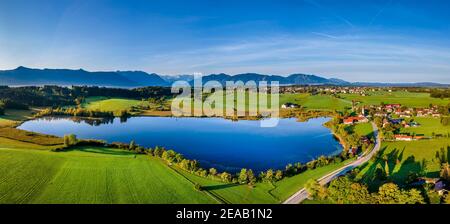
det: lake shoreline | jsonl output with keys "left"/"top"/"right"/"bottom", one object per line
{"left": 17, "top": 116, "right": 343, "bottom": 172}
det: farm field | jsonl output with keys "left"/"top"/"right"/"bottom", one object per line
{"left": 356, "top": 139, "right": 450, "bottom": 191}
{"left": 339, "top": 91, "right": 449, "bottom": 108}
{"left": 0, "top": 146, "right": 217, "bottom": 204}
{"left": 401, "top": 117, "right": 450, "bottom": 137}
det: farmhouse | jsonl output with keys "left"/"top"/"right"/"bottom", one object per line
{"left": 394, "top": 135, "right": 413, "bottom": 141}
{"left": 343, "top": 116, "right": 369, "bottom": 125}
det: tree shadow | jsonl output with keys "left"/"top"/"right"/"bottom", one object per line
{"left": 62, "top": 146, "right": 136, "bottom": 156}
{"left": 447, "top": 146, "right": 450, "bottom": 164}
{"left": 203, "top": 183, "right": 240, "bottom": 191}
{"left": 394, "top": 155, "right": 423, "bottom": 185}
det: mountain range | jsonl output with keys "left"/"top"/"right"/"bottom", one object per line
{"left": 0, "top": 66, "right": 447, "bottom": 88}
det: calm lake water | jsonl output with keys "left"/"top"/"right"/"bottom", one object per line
{"left": 18, "top": 116, "right": 342, "bottom": 172}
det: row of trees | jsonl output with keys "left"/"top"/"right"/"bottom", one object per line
{"left": 430, "top": 89, "right": 450, "bottom": 99}
{"left": 441, "top": 116, "right": 450, "bottom": 126}
{"left": 36, "top": 107, "right": 115, "bottom": 118}
{"left": 305, "top": 176, "right": 426, "bottom": 204}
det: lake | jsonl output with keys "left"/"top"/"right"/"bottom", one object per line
{"left": 18, "top": 116, "right": 342, "bottom": 172}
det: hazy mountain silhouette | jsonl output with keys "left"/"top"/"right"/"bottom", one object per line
{"left": 0, "top": 67, "right": 447, "bottom": 87}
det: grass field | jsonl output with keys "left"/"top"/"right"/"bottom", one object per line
{"left": 354, "top": 123, "right": 375, "bottom": 137}
{"left": 271, "top": 160, "right": 351, "bottom": 200}
{"left": 174, "top": 168, "right": 279, "bottom": 204}
{"left": 82, "top": 97, "right": 150, "bottom": 115}
{"left": 280, "top": 94, "right": 351, "bottom": 111}
{"left": 339, "top": 91, "right": 449, "bottom": 108}
{"left": 0, "top": 134, "right": 352, "bottom": 204}
{"left": 173, "top": 160, "right": 351, "bottom": 203}
{"left": 356, "top": 139, "right": 450, "bottom": 191}
{"left": 0, "top": 146, "right": 217, "bottom": 204}
{"left": 0, "top": 109, "right": 36, "bottom": 127}
{"left": 401, "top": 117, "right": 450, "bottom": 137}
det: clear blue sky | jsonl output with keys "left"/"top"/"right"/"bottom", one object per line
{"left": 1, "top": 0, "right": 450, "bottom": 82}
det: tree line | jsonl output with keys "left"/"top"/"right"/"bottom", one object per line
{"left": 305, "top": 176, "right": 427, "bottom": 204}
{"left": 0, "top": 85, "right": 175, "bottom": 109}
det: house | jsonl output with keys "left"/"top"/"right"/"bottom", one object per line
{"left": 434, "top": 181, "right": 448, "bottom": 196}
{"left": 343, "top": 116, "right": 369, "bottom": 125}
{"left": 390, "top": 118, "right": 403, "bottom": 125}
{"left": 281, "top": 103, "right": 300, "bottom": 109}
{"left": 385, "top": 104, "right": 401, "bottom": 109}
{"left": 394, "top": 135, "right": 413, "bottom": 141}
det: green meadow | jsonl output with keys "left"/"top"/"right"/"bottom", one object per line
{"left": 0, "top": 146, "right": 217, "bottom": 204}
{"left": 356, "top": 139, "right": 450, "bottom": 191}
{"left": 280, "top": 94, "right": 351, "bottom": 111}
{"left": 354, "top": 123, "right": 375, "bottom": 137}
{"left": 82, "top": 97, "right": 150, "bottom": 115}
{"left": 339, "top": 91, "right": 449, "bottom": 108}
{"left": 0, "top": 137, "right": 350, "bottom": 204}
{"left": 401, "top": 117, "right": 450, "bottom": 137}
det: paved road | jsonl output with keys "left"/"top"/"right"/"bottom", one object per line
{"left": 283, "top": 122, "right": 381, "bottom": 204}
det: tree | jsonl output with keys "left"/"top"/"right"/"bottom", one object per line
{"left": 375, "top": 183, "right": 403, "bottom": 204}
{"left": 247, "top": 169, "right": 257, "bottom": 186}
{"left": 63, "top": 134, "right": 78, "bottom": 147}
{"left": 238, "top": 169, "right": 248, "bottom": 184}
{"left": 405, "top": 189, "right": 425, "bottom": 204}
{"left": 0, "top": 101, "right": 5, "bottom": 115}
{"left": 305, "top": 179, "right": 327, "bottom": 200}
{"left": 327, "top": 177, "right": 372, "bottom": 204}
{"left": 440, "top": 163, "right": 450, "bottom": 181}
{"left": 265, "top": 169, "right": 274, "bottom": 183}
{"left": 220, "top": 172, "right": 232, "bottom": 183}
{"left": 375, "top": 183, "right": 423, "bottom": 204}
{"left": 275, "top": 170, "right": 283, "bottom": 181}
{"left": 209, "top": 168, "right": 217, "bottom": 177}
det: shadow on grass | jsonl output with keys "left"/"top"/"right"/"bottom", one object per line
{"left": 62, "top": 146, "right": 136, "bottom": 156}
{"left": 203, "top": 183, "right": 240, "bottom": 191}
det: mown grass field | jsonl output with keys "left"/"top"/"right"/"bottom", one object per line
{"left": 0, "top": 146, "right": 217, "bottom": 204}
{"left": 356, "top": 139, "right": 450, "bottom": 191}
{"left": 401, "top": 117, "right": 450, "bottom": 137}
{"left": 339, "top": 91, "right": 449, "bottom": 108}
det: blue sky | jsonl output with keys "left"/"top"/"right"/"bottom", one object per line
{"left": 1, "top": 0, "right": 450, "bottom": 82}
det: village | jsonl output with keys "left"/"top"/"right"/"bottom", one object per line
{"left": 342, "top": 103, "right": 443, "bottom": 141}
